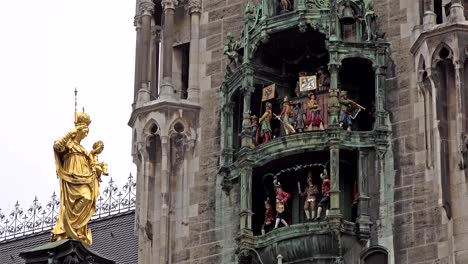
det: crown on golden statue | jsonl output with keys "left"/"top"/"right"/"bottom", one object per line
{"left": 75, "top": 112, "right": 91, "bottom": 127}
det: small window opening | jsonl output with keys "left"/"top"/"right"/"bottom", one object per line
{"left": 434, "top": 0, "right": 443, "bottom": 24}
{"left": 174, "top": 43, "right": 190, "bottom": 99}
{"left": 174, "top": 122, "right": 185, "bottom": 133}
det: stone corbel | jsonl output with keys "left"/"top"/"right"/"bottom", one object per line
{"left": 137, "top": 141, "right": 150, "bottom": 162}
{"left": 151, "top": 25, "right": 162, "bottom": 43}
{"left": 134, "top": 15, "right": 142, "bottom": 30}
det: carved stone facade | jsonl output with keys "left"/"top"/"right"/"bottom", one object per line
{"left": 130, "top": 0, "right": 468, "bottom": 263}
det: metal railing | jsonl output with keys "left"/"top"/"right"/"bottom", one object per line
{"left": 0, "top": 173, "right": 136, "bottom": 242}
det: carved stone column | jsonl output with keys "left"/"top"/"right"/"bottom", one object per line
{"left": 137, "top": 1, "right": 155, "bottom": 107}
{"left": 187, "top": 0, "right": 201, "bottom": 102}
{"left": 159, "top": 0, "right": 176, "bottom": 100}
{"left": 453, "top": 61, "right": 466, "bottom": 169}
{"left": 159, "top": 135, "right": 170, "bottom": 264}
{"left": 328, "top": 62, "right": 341, "bottom": 128}
{"left": 374, "top": 64, "right": 387, "bottom": 129}
{"left": 357, "top": 148, "right": 371, "bottom": 241}
{"left": 133, "top": 16, "right": 142, "bottom": 107}
{"left": 135, "top": 142, "right": 152, "bottom": 264}
{"left": 220, "top": 101, "right": 235, "bottom": 167}
{"left": 329, "top": 143, "right": 341, "bottom": 217}
{"left": 150, "top": 24, "right": 162, "bottom": 100}
{"left": 241, "top": 69, "right": 254, "bottom": 148}
{"left": 239, "top": 162, "right": 253, "bottom": 231}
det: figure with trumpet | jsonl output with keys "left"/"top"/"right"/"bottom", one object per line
{"left": 339, "top": 91, "right": 365, "bottom": 131}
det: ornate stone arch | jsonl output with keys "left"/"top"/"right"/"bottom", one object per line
{"left": 360, "top": 245, "right": 389, "bottom": 264}
{"left": 339, "top": 55, "right": 376, "bottom": 67}
{"left": 168, "top": 118, "right": 191, "bottom": 139}
{"left": 417, "top": 54, "right": 426, "bottom": 83}
{"left": 431, "top": 42, "right": 454, "bottom": 68}
{"left": 142, "top": 118, "right": 161, "bottom": 143}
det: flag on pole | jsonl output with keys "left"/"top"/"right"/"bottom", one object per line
{"left": 299, "top": 75, "right": 317, "bottom": 92}
{"left": 262, "top": 83, "right": 275, "bottom": 102}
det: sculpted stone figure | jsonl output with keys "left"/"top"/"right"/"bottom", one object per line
{"left": 339, "top": 91, "right": 353, "bottom": 131}
{"left": 261, "top": 197, "right": 275, "bottom": 235}
{"left": 250, "top": 115, "right": 259, "bottom": 146}
{"left": 279, "top": 0, "right": 292, "bottom": 13}
{"left": 278, "top": 97, "right": 296, "bottom": 135}
{"left": 298, "top": 171, "right": 320, "bottom": 221}
{"left": 328, "top": 88, "right": 340, "bottom": 126}
{"left": 315, "top": 169, "right": 330, "bottom": 221}
{"left": 293, "top": 102, "right": 305, "bottom": 132}
{"left": 305, "top": 93, "right": 324, "bottom": 131}
{"left": 259, "top": 102, "right": 273, "bottom": 143}
{"left": 363, "top": 0, "right": 377, "bottom": 41}
{"left": 51, "top": 111, "right": 108, "bottom": 246}
{"left": 224, "top": 32, "right": 241, "bottom": 76}
{"left": 339, "top": 91, "right": 365, "bottom": 131}
{"left": 273, "top": 179, "right": 290, "bottom": 229}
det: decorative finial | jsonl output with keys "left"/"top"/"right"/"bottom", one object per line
{"left": 74, "top": 88, "right": 78, "bottom": 124}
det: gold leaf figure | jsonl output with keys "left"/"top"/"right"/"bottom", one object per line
{"left": 50, "top": 93, "right": 108, "bottom": 247}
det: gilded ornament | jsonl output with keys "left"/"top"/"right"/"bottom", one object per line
{"left": 50, "top": 90, "right": 109, "bottom": 246}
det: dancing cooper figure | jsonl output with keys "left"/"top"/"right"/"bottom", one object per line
{"left": 51, "top": 91, "right": 108, "bottom": 246}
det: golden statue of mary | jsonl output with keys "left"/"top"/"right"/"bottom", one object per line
{"left": 50, "top": 110, "right": 106, "bottom": 246}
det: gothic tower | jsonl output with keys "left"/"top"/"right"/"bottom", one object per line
{"left": 129, "top": 0, "right": 468, "bottom": 263}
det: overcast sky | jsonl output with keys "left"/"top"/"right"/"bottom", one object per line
{"left": 0, "top": 1, "right": 137, "bottom": 213}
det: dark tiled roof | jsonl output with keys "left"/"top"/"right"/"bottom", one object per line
{"left": 0, "top": 212, "right": 137, "bottom": 264}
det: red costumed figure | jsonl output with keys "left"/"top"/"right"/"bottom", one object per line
{"left": 261, "top": 197, "right": 275, "bottom": 235}
{"left": 305, "top": 93, "right": 324, "bottom": 131}
{"left": 273, "top": 179, "right": 290, "bottom": 229}
{"left": 315, "top": 169, "right": 330, "bottom": 221}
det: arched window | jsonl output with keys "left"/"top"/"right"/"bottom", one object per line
{"left": 361, "top": 246, "right": 389, "bottom": 264}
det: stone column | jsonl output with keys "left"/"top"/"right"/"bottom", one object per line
{"left": 374, "top": 64, "right": 387, "bottom": 129}
{"left": 423, "top": 0, "right": 436, "bottom": 30}
{"left": 159, "top": 0, "right": 176, "bottom": 100}
{"left": 449, "top": 0, "right": 466, "bottom": 22}
{"left": 135, "top": 142, "right": 151, "bottom": 264}
{"left": 357, "top": 148, "right": 371, "bottom": 240}
{"left": 187, "top": 0, "right": 201, "bottom": 102}
{"left": 137, "top": 1, "right": 155, "bottom": 107}
{"left": 328, "top": 61, "right": 341, "bottom": 128}
{"left": 220, "top": 101, "right": 235, "bottom": 167}
{"left": 159, "top": 135, "right": 171, "bottom": 264}
{"left": 454, "top": 61, "right": 466, "bottom": 167}
{"left": 239, "top": 164, "right": 253, "bottom": 231}
{"left": 150, "top": 25, "right": 162, "bottom": 100}
{"left": 133, "top": 16, "right": 142, "bottom": 107}
{"left": 329, "top": 63, "right": 339, "bottom": 91}
{"left": 241, "top": 69, "right": 254, "bottom": 148}
{"left": 329, "top": 144, "right": 341, "bottom": 216}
